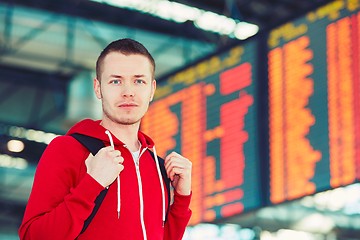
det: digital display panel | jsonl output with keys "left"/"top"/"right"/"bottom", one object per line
{"left": 268, "top": 1, "right": 360, "bottom": 204}
{"left": 142, "top": 42, "right": 260, "bottom": 225}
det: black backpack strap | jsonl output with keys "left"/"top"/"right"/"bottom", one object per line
{"left": 81, "top": 188, "right": 108, "bottom": 234}
{"left": 148, "top": 149, "right": 171, "bottom": 222}
{"left": 70, "top": 133, "right": 108, "bottom": 234}
{"left": 71, "top": 133, "right": 105, "bottom": 156}
{"left": 71, "top": 133, "right": 171, "bottom": 233}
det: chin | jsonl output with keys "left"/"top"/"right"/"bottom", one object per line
{"left": 117, "top": 118, "right": 141, "bottom": 125}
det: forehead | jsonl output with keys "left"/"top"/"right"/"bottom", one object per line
{"left": 101, "top": 52, "right": 153, "bottom": 75}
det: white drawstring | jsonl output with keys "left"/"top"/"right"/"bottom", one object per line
{"left": 152, "top": 146, "right": 166, "bottom": 226}
{"left": 104, "top": 130, "right": 165, "bottom": 226}
{"left": 105, "top": 130, "right": 121, "bottom": 219}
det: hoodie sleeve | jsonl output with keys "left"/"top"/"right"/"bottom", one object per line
{"left": 164, "top": 190, "right": 192, "bottom": 240}
{"left": 18, "top": 136, "right": 105, "bottom": 240}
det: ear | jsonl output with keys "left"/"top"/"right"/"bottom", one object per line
{"left": 94, "top": 78, "right": 102, "bottom": 99}
{"left": 150, "top": 79, "right": 156, "bottom": 102}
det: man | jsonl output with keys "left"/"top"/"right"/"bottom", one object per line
{"left": 19, "top": 38, "right": 192, "bottom": 240}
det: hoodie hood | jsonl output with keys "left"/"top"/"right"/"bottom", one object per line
{"left": 66, "top": 119, "right": 155, "bottom": 148}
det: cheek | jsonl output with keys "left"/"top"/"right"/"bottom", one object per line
{"left": 101, "top": 86, "right": 117, "bottom": 100}
{"left": 143, "top": 87, "right": 154, "bottom": 101}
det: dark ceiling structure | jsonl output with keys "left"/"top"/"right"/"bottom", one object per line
{"left": 0, "top": 0, "right": 333, "bottom": 133}
{"left": 4, "top": 0, "right": 357, "bottom": 239}
{"left": 2, "top": 0, "right": 333, "bottom": 45}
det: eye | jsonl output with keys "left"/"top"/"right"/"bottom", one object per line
{"left": 110, "top": 79, "right": 121, "bottom": 85}
{"left": 135, "top": 79, "right": 146, "bottom": 84}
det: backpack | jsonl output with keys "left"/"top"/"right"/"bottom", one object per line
{"left": 71, "top": 133, "right": 171, "bottom": 234}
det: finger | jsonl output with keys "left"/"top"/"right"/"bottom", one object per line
{"left": 165, "top": 159, "right": 172, "bottom": 172}
{"left": 165, "top": 157, "right": 186, "bottom": 172}
{"left": 100, "top": 146, "right": 114, "bottom": 152}
{"left": 169, "top": 167, "right": 183, "bottom": 181}
{"left": 97, "top": 146, "right": 114, "bottom": 157}
{"left": 165, "top": 160, "right": 178, "bottom": 177}
{"left": 118, "top": 156, "right": 124, "bottom": 164}
{"left": 85, "top": 153, "right": 93, "bottom": 167}
{"left": 119, "top": 164, "right": 124, "bottom": 172}
{"left": 166, "top": 166, "right": 172, "bottom": 179}
{"left": 167, "top": 164, "right": 183, "bottom": 177}
{"left": 115, "top": 161, "right": 125, "bottom": 174}
{"left": 165, "top": 151, "right": 182, "bottom": 163}
{"left": 86, "top": 153, "right": 93, "bottom": 159}
{"left": 113, "top": 156, "right": 124, "bottom": 164}
{"left": 168, "top": 167, "right": 175, "bottom": 181}
{"left": 111, "top": 150, "right": 121, "bottom": 157}
{"left": 165, "top": 152, "right": 188, "bottom": 167}
{"left": 165, "top": 155, "right": 180, "bottom": 170}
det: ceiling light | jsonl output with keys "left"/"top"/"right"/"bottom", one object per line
{"left": 234, "top": 22, "right": 259, "bottom": 40}
{"left": 292, "top": 213, "right": 334, "bottom": 233}
{"left": 194, "top": 11, "right": 236, "bottom": 35}
{"left": 7, "top": 139, "right": 25, "bottom": 153}
{"left": 8, "top": 126, "right": 58, "bottom": 144}
{"left": 0, "top": 154, "right": 28, "bottom": 169}
{"left": 90, "top": 0, "right": 259, "bottom": 40}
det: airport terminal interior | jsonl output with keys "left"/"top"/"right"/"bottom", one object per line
{"left": 1, "top": 0, "right": 360, "bottom": 239}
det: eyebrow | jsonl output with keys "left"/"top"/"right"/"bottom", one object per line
{"left": 109, "top": 74, "right": 147, "bottom": 78}
{"left": 134, "top": 74, "right": 146, "bottom": 78}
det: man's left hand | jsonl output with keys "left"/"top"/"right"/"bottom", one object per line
{"left": 164, "top": 152, "right": 192, "bottom": 195}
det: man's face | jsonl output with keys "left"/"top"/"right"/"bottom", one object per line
{"left": 94, "top": 52, "right": 156, "bottom": 126}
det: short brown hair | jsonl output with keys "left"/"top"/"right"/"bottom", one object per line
{"left": 96, "top": 38, "right": 156, "bottom": 80}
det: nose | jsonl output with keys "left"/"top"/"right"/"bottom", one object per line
{"left": 121, "top": 84, "right": 135, "bottom": 97}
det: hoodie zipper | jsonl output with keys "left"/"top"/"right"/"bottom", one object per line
{"left": 105, "top": 130, "right": 165, "bottom": 239}
{"left": 131, "top": 147, "right": 148, "bottom": 240}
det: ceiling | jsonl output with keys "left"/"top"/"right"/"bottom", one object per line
{"left": 3, "top": 0, "right": 358, "bottom": 238}
{"left": 0, "top": 0, "right": 333, "bottom": 134}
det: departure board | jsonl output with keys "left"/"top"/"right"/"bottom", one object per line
{"left": 268, "top": 1, "right": 360, "bottom": 204}
{"left": 142, "top": 42, "right": 260, "bottom": 225}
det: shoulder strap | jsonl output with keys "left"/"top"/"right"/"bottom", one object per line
{"left": 148, "top": 150, "right": 171, "bottom": 222}
{"left": 70, "top": 133, "right": 108, "bottom": 235}
{"left": 71, "top": 133, "right": 105, "bottom": 156}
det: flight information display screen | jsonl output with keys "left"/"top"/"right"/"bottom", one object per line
{"left": 142, "top": 42, "right": 261, "bottom": 225}
{"left": 268, "top": 1, "right": 360, "bottom": 204}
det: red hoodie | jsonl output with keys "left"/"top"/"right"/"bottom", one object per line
{"left": 19, "top": 119, "right": 192, "bottom": 240}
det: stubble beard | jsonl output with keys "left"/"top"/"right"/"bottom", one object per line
{"left": 102, "top": 102, "right": 141, "bottom": 126}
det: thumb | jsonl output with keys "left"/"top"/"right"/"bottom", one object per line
{"left": 85, "top": 153, "right": 94, "bottom": 168}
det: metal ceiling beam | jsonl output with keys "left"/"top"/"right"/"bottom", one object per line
{"left": 0, "top": 2, "right": 216, "bottom": 77}
{"left": 0, "top": 0, "right": 223, "bottom": 44}
{"left": 65, "top": 17, "right": 76, "bottom": 63}
{"left": 11, "top": 14, "right": 60, "bottom": 53}
{"left": 3, "top": 3, "right": 13, "bottom": 47}
{"left": 80, "top": 19, "right": 112, "bottom": 48}
{"left": 0, "top": 3, "right": 90, "bottom": 74}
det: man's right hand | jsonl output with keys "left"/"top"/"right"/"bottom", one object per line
{"left": 85, "top": 146, "right": 124, "bottom": 187}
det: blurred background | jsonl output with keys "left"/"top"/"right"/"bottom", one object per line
{"left": 1, "top": 0, "right": 360, "bottom": 239}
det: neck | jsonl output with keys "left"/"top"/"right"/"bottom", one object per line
{"left": 100, "top": 119, "right": 141, "bottom": 151}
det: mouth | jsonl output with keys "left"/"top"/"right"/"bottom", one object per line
{"left": 118, "top": 103, "right": 138, "bottom": 108}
